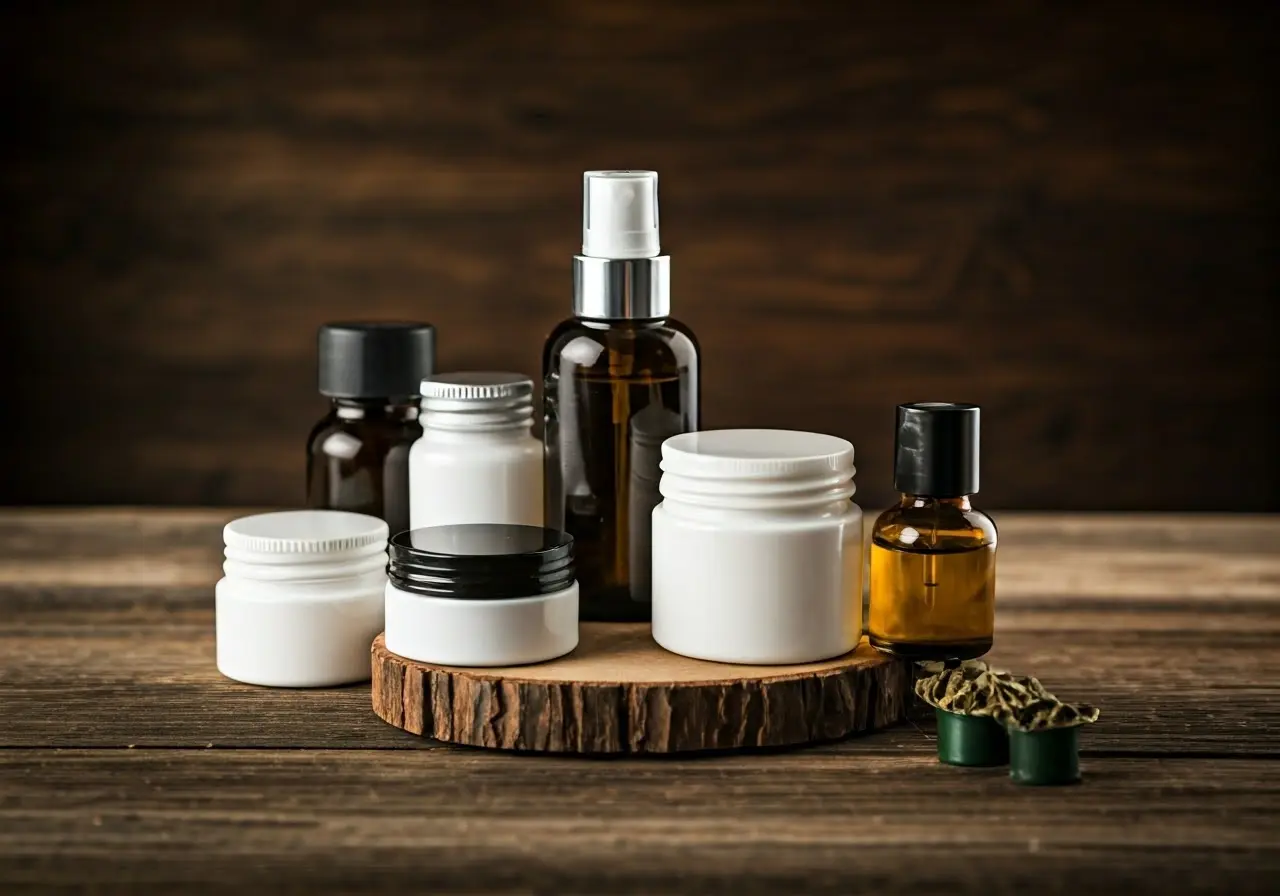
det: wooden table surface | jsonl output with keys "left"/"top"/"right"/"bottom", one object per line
{"left": 1, "top": 509, "right": 1277, "bottom": 894}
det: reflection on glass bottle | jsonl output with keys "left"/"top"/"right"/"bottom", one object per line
{"left": 628, "top": 403, "right": 685, "bottom": 603}
{"left": 307, "top": 403, "right": 420, "bottom": 535}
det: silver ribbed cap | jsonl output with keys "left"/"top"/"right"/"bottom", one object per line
{"left": 420, "top": 372, "right": 533, "bottom": 401}
{"left": 420, "top": 372, "right": 534, "bottom": 431}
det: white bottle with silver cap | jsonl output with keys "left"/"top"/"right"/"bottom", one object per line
{"left": 409, "top": 372, "right": 543, "bottom": 530}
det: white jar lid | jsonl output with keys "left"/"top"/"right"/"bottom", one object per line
{"left": 660, "top": 429, "right": 855, "bottom": 480}
{"left": 224, "top": 510, "right": 389, "bottom": 557}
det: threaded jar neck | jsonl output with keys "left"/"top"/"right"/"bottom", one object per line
{"left": 658, "top": 429, "right": 857, "bottom": 516}
{"left": 224, "top": 549, "right": 388, "bottom": 584}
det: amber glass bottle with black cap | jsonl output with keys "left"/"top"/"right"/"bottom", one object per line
{"left": 306, "top": 322, "right": 435, "bottom": 537}
{"left": 867, "top": 403, "right": 996, "bottom": 660}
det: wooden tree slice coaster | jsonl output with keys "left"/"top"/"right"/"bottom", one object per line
{"left": 371, "top": 624, "right": 913, "bottom": 754}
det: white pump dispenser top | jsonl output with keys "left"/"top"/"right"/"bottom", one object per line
{"left": 581, "top": 170, "right": 661, "bottom": 259}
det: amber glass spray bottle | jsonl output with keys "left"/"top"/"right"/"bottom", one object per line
{"left": 543, "top": 171, "right": 700, "bottom": 621}
{"left": 868, "top": 403, "right": 996, "bottom": 660}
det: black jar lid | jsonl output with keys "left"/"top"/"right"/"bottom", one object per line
{"left": 387, "top": 524, "right": 575, "bottom": 600}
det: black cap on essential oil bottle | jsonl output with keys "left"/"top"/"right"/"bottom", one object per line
{"left": 893, "top": 403, "right": 980, "bottom": 498}
{"left": 318, "top": 322, "right": 436, "bottom": 400}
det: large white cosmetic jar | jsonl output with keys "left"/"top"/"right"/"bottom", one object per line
{"left": 651, "top": 429, "right": 863, "bottom": 665}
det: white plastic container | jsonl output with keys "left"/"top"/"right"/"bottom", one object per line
{"left": 215, "top": 510, "right": 388, "bottom": 687}
{"left": 409, "top": 372, "right": 543, "bottom": 530}
{"left": 651, "top": 429, "right": 863, "bottom": 665}
{"left": 384, "top": 524, "right": 578, "bottom": 667}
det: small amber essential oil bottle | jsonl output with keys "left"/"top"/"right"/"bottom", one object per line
{"left": 305, "top": 322, "right": 435, "bottom": 538}
{"left": 868, "top": 402, "right": 996, "bottom": 661}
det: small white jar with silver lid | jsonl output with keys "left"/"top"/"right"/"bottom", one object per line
{"left": 215, "top": 510, "right": 388, "bottom": 687}
{"left": 385, "top": 524, "right": 578, "bottom": 667}
{"left": 651, "top": 429, "right": 863, "bottom": 665}
{"left": 409, "top": 372, "right": 543, "bottom": 530}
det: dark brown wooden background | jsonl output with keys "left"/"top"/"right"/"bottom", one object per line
{"left": 1, "top": 0, "right": 1275, "bottom": 511}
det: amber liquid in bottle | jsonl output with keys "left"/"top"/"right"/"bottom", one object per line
{"left": 867, "top": 495, "right": 996, "bottom": 660}
{"left": 543, "top": 318, "right": 699, "bottom": 621}
{"left": 306, "top": 400, "right": 421, "bottom": 537}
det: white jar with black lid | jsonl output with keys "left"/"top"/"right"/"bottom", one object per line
{"left": 384, "top": 524, "right": 578, "bottom": 667}
{"left": 409, "top": 372, "right": 543, "bottom": 530}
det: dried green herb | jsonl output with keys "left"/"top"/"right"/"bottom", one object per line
{"left": 915, "top": 661, "right": 1033, "bottom": 716}
{"left": 995, "top": 696, "right": 1100, "bottom": 733}
{"left": 915, "top": 661, "right": 1099, "bottom": 731}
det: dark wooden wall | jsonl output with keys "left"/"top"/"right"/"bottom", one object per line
{"left": 1, "top": 0, "right": 1275, "bottom": 511}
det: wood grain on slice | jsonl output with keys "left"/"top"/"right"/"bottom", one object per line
{"left": 370, "top": 625, "right": 912, "bottom": 753}
{"left": 3, "top": 612, "right": 1272, "bottom": 752}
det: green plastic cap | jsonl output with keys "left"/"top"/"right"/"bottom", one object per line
{"left": 1009, "top": 726, "right": 1081, "bottom": 786}
{"left": 935, "top": 708, "right": 1009, "bottom": 767}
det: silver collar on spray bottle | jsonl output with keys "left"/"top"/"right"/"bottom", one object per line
{"left": 572, "top": 170, "right": 671, "bottom": 321}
